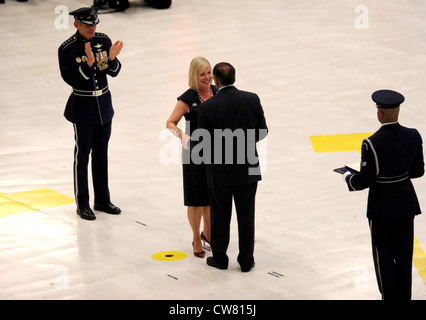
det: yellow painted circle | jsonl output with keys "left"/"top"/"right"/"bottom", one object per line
{"left": 152, "top": 250, "right": 188, "bottom": 261}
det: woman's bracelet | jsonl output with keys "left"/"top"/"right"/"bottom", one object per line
{"left": 173, "top": 128, "right": 181, "bottom": 137}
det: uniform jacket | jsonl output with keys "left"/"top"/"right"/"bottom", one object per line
{"left": 58, "top": 31, "right": 121, "bottom": 125}
{"left": 197, "top": 86, "right": 268, "bottom": 188}
{"left": 346, "top": 122, "right": 424, "bottom": 221}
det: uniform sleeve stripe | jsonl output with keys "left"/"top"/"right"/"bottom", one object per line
{"left": 110, "top": 60, "right": 120, "bottom": 72}
{"left": 365, "top": 138, "right": 379, "bottom": 175}
{"left": 348, "top": 175, "right": 356, "bottom": 191}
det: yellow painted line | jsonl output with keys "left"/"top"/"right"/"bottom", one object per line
{"left": 309, "top": 132, "right": 374, "bottom": 153}
{"left": 0, "top": 187, "right": 75, "bottom": 218}
{"left": 310, "top": 132, "right": 426, "bottom": 287}
{"left": 414, "top": 236, "right": 426, "bottom": 286}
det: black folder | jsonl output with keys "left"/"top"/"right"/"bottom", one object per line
{"left": 333, "top": 162, "right": 360, "bottom": 175}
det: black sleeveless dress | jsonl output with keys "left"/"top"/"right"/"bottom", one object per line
{"left": 177, "top": 85, "right": 217, "bottom": 206}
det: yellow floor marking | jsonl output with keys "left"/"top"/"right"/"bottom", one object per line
{"left": 0, "top": 187, "right": 74, "bottom": 218}
{"left": 310, "top": 132, "right": 426, "bottom": 286}
{"left": 309, "top": 132, "right": 374, "bottom": 153}
{"left": 152, "top": 251, "right": 188, "bottom": 261}
{"left": 414, "top": 236, "right": 426, "bottom": 286}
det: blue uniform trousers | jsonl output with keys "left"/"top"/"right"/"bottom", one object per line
{"left": 73, "top": 122, "right": 111, "bottom": 210}
{"left": 369, "top": 217, "right": 414, "bottom": 300}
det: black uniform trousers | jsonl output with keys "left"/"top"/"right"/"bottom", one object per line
{"left": 73, "top": 122, "right": 111, "bottom": 210}
{"left": 369, "top": 217, "right": 414, "bottom": 300}
{"left": 208, "top": 182, "right": 258, "bottom": 268}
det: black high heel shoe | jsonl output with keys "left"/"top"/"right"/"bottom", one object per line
{"left": 201, "top": 232, "right": 211, "bottom": 246}
{"left": 192, "top": 242, "right": 205, "bottom": 258}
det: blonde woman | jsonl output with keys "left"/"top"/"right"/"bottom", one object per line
{"left": 166, "top": 57, "right": 217, "bottom": 258}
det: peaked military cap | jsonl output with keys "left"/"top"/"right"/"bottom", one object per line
{"left": 69, "top": 7, "right": 100, "bottom": 26}
{"left": 372, "top": 89, "right": 405, "bottom": 109}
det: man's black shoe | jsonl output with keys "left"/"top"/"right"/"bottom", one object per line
{"left": 94, "top": 203, "right": 121, "bottom": 214}
{"left": 240, "top": 262, "right": 255, "bottom": 273}
{"left": 206, "top": 257, "right": 228, "bottom": 270}
{"left": 77, "top": 208, "right": 96, "bottom": 220}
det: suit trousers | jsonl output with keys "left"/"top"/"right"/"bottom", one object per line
{"left": 369, "top": 217, "right": 414, "bottom": 300}
{"left": 208, "top": 182, "right": 258, "bottom": 268}
{"left": 73, "top": 122, "right": 112, "bottom": 210}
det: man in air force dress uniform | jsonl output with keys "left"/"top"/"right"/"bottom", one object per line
{"left": 343, "top": 89, "right": 424, "bottom": 299}
{"left": 58, "top": 8, "right": 123, "bottom": 220}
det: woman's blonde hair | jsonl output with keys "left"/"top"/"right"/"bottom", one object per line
{"left": 188, "top": 57, "right": 212, "bottom": 91}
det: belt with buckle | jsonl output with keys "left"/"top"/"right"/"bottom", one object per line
{"left": 72, "top": 86, "right": 109, "bottom": 97}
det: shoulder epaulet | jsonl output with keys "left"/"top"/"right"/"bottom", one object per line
{"left": 94, "top": 32, "right": 110, "bottom": 39}
{"left": 60, "top": 34, "right": 78, "bottom": 50}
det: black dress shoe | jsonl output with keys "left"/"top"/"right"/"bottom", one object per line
{"left": 206, "top": 257, "right": 228, "bottom": 270}
{"left": 77, "top": 208, "right": 96, "bottom": 220}
{"left": 240, "top": 262, "right": 255, "bottom": 273}
{"left": 94, "top": 203, "right": 121, "bottom": 214}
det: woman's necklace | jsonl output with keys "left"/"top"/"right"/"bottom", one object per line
{"left": 198, "top": 87, "right": 213, "bottom": 102}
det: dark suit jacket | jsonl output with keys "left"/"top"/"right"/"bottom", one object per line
{"left": 197, "top": 86, "right": 268, "bottom": 188}
{"left": 346, "top": 122, "right": 424, "bottom": 221}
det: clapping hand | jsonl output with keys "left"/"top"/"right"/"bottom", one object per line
{"left": 85, "top": 42, "right": 95, "bottom": 67}
{"left": 109, "top": 40, "right": 124, "bottom": 60}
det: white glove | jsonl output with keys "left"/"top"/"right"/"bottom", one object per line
{"left": 343, "top": 171, "right": 352, "bottom": 181}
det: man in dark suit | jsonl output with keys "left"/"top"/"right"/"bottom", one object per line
{"left": 197, "top": 62, "right": 268, "bottom": 272}
{"left": 343, "top": 89, "right": 424, "bottom": 299}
